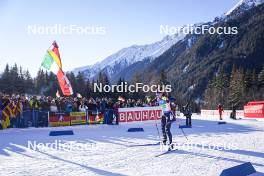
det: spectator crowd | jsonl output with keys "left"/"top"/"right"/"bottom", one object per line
{"left": 0, "top": 93, "right": 154, "bottom": 129}
{"left": 0, "top": 93, "right": 150, "bottom": 113}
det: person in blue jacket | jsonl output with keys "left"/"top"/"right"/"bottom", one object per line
{"left": 157, "top": 93, "right": 174, "bottom": 149}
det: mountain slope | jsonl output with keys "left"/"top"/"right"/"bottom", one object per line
{"left": 90, "top": 0, "right": 264, "bottom": 83}
{"left": 140, "top": 3, "right": 264, "bottom": 100}
{"left": 73, "top": 33, "right": 185, "bottom": 79}
{"left": 73, "top": 0, "right": 264, "bottom": 103}
{"left": 225, "top": 0, "right": 264, "bottom": 17}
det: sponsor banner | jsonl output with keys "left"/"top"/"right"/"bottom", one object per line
{"left": 70, "top": 112, "right": 86, "bottom": 125}
{"left": 244, "top": 101, "right": 264, "bottom": 118}
{"left": 118, "top": 106, "right": 162, "bottom": 123}
{"left": 70, "top": 112, "right": 86, "bottom": 116}
{"left": 88, "top": 114, "right": 104, "bottom": 124}
{"left": 49, "top": 113, "right": 71, "bottom": 127}
{"left": 49, "top": 112, "right": 87, "bottom": 127}
{"left": 201, "top": 110, "right": 244, "bottom": 119}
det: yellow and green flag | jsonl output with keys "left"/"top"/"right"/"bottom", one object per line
{"left": 41, "top": 41, "right": 73, "bottom": 96}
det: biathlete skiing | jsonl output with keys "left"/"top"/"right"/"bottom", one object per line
{"left": 156, "top": 92, "right": 176, "bottom": 151}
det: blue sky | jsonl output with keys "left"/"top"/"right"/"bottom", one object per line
{"left": 0, "top": 0, "right": 239, "bottom": 76}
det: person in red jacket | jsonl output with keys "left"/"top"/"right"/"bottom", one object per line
{"left": 217, "top": 104, "right": 224, "bottom": 120}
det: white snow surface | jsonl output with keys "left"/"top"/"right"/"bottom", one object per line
{"left": 0, "top": 115, "right": 264, "bottom": 176}
{"left": 183, "top": 64, "right": 189, "bottom": 73}
{"left": 219, "top": 41, "right": 224, "bottom": 48}
{"left": 188, "top": 84, "right": 195, "bottom": 91}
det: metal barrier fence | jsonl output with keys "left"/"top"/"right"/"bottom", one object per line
{"left": 20, "top": 109, "right": 49, "bottom": 128}
{"left": 49, "top": 109, "right": 118, "bottom": 127}
{"left": 6, "top": 109, "right": 118, "bottom": 129}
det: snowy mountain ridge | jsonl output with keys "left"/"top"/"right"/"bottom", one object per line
{"left": 73, "top": 33, "right": 185, "bottom": 78}
{"left": 225, "top": 0, "right": 264, "bottom": 16}
{"left": 73, "top": 0, "right": 264, "bottom": 80}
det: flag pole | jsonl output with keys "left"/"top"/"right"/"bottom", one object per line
{"left": 46, "top": 40, "right": 57, "bottom": 51}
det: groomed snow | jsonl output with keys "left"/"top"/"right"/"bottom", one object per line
{"left": 0, "top": 115, "right": 264, "bottom": 176}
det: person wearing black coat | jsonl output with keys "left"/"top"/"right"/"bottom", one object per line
{"left": 183, "top": 106, "right": 192, "bottom": 127}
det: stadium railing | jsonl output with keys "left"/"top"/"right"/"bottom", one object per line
{"left": 8, "top": 108, "right": 117, "bottom": 128}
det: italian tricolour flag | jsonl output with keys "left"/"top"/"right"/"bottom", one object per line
{"left": 41, "top": 41, "right": 73, "bottom": 96}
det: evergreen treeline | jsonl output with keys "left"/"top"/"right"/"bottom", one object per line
{"left": 203, "top": 65, "right": 264, "bottom": 109}
{"left": 0, "top": 63, "right": 146, "bottom": 100}
{"left": 0, "top": 64, "right": 35, "bottom": 94}
{"left": 0, "top": 64, "right": 59, "bottom": 96}
{"left": 1, "top": 63, "right": 263, "bottom": 110}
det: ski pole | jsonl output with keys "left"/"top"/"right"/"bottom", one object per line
{"left": 155, "top": 117, "right": 161, "bottom": 141}
{"left": 180, "top": 127, "right": 189, "bottom": 141}
{"left": 174, "top": 111, "right": 188, "bottom": 141}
